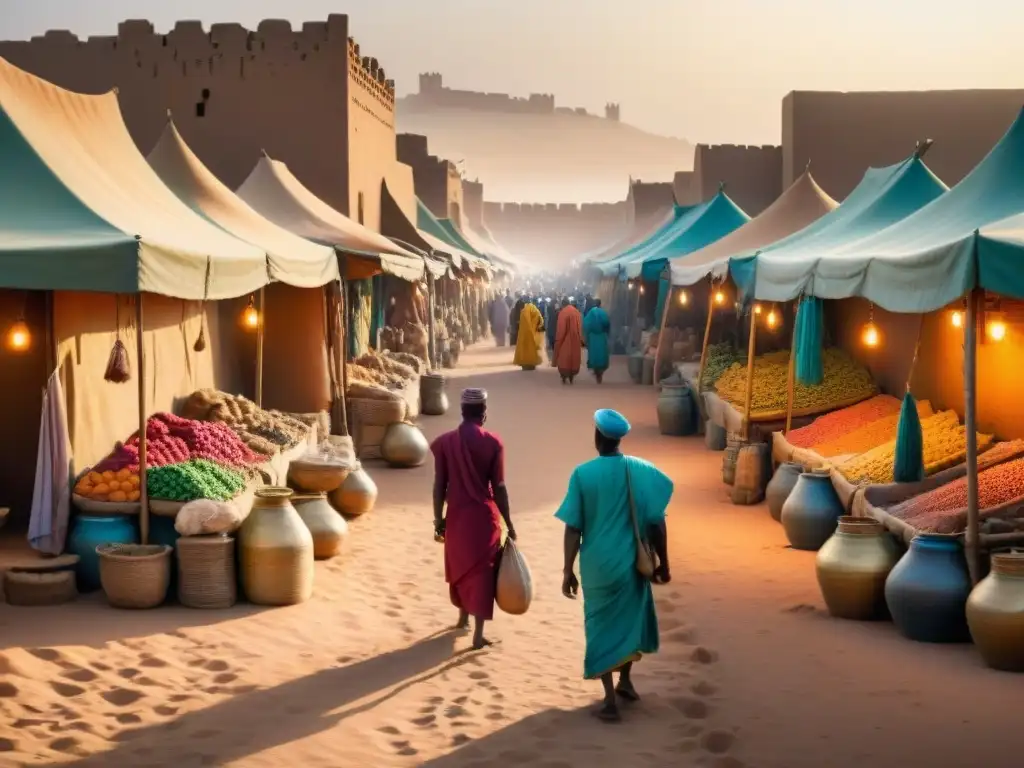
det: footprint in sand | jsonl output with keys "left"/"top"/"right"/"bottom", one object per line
{"left": 486, "top": 711, "right": 507, "bottom": 721}
{"left": 377, "top": 725, "right": 401, "bottom": 736}
{"left": 444, "top": 705, "right": 469, "bottom": 719}
{"left": 212, "top": 673, "right": 238, "bottom": 685}
{"left": 118, "top": 668, "right": 140, "bottom": 680}
{"left": 114, "top": 713, "right": 143, "bottom": 725}
{"left": 139, "top": 656, "right": 168, "bottom": 669}
{"left": 451, "top": 734, "right": 473, "bottom": 746}
{"left": 0, "top": 682, "right": 18, "bottom": 698}
{"left": 666, "top": 627, "right": 696, "bottom": 644}
{"left": 411, "top": 714, "right": 437, "bottom": 728}
{"left": 672, "top": 697, "right": 710, "bottom": 720}
{"left": 203, "top": 660, "right": 230, "bottom": 673}
{"left": 692, "top": 680, "right": 718, "bottom": 697}
{"left": 691, "top": 647, "right": 719, "bottom": 665}
{"left": 702, "top": 730, "right": 736, "bottom": 755}
{"left": 91, "top": 661, "right": 112, "bottom": 672}
{"left": 61, "top": 668, "right": 98, "bottom": 684}
{"left": 390, "top": 740, "right": 418, "bottom": 757}
{"left": 0, "top": 737, "right": 15, "bottom": 752}
{"left": 154, "top": 705, "right": 179, "bottom": 717}
{"left": 101, "top": 688, "right": 145, "bottom": 707}
{"left": 50, "top": 682, "right": 85, "bottom": 698}
{"left": 49, "top": 736, "right": 87, "bottom": 756}
{"left": 468, "top": 671, "right": 489, "bottom": 681}
{"left": 28, "top": 648, "right": 62, "bottom": 663}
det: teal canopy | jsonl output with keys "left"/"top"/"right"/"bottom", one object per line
{"left": 732, "top": 153, "right": 947, "bottom": 305}
{"left": 618, "top": 192, "right": 750, "bottom": 281}
{"left": 594, "top": 204, "right": 698, "bottom": 276}
{"left": 416, "top": 199, "right": 491, "bottom": 275}
{"left": 745, "top": 109, "right": 1024, "bottom": 312}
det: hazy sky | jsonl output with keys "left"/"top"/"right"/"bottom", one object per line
{"left": 3, "top": 0, "right": 1022, "bottom": 144}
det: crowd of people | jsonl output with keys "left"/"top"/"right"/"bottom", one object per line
{"left": 487, "top": 291, "right": 612, "bottom": 384}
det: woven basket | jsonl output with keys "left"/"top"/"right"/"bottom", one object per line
{"left": 176, "top": 535, "right": 237, "bottom": 609}
{"left": 348, "top": 396, "right": 406, "bottom": 427}
{"left": 3, "top": 570, "right": 77, "bottom": 606}
{"left": 97, "top": 544, "right": 172, "bottom": 609}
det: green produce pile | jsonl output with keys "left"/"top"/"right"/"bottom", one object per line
{"left": 700, "top": 343, "right": 745, "bottom": 389}
{"left": 147, "top": 459, "right": 246, "bottom": 502}
{"left": 714, "top": 348, "right": 876, "bottom": 417}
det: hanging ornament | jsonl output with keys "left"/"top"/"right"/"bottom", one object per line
{"left": 104, "top": 295, "right": 131, "bottom": 383}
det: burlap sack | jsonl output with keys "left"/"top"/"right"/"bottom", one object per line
{"left": 496, "top": 539, "right": 533, "bottom": 615}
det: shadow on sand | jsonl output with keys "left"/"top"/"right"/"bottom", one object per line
{"left": 50, "top": 632, "right": 469, "bottom": 767}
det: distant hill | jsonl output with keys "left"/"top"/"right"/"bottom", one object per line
{"left": 396, "top": 102, "right": 693, "bottom": 204}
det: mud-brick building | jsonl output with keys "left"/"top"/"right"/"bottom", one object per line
{"left": 0, "top": 15, "right": 417, "bottom": 230}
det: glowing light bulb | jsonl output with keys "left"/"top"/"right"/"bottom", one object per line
{"left": 754, "top": 304, "right": 763, "bottom": 315}
{"left": 6, "top": 319, "right": 30, "bottom": 352}
{"left": 988, "top": 320, "right": 1007, "bottom": 342}
{"left": 714, "top": 290, "right": 725, "bottom": 305}
{"left": 862, "top": 323, "right": 880, "bottom": 348}
{"left": 639, "top": 285, "right": 645, "bottom": 295}
{"left": 766, "top": 310, "right": 779, "bottom": 329}
{"left": 678, "top": 291, "right": 688, "bottom": 306}
{"left": 951, "top": 310, "right": 963, "bottom": 328}
{"left": 242, "top": 297, "right": 260, "bottom": 330}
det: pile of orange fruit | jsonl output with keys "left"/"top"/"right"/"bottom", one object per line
{"left": 74, "top": 468, "right": 142, "bottom": 503}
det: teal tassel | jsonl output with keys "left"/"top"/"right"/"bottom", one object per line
{"left": 793, "top": 297, "right": 824, "bottom": 386}
{"left": 893, "top": 391, "right": 924, "bottom": 483}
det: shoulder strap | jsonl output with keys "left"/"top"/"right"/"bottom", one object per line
{"left": 624, "top": 459, "right": 644, "bottom": 544}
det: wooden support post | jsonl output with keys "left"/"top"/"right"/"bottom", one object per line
{"left": 427, "top": 273, "right": 437, "bottom": 369}
{"left": 695, "top": 282, "right": 715, "bottom": 395}
{"left": 742, "top": 307, "right": 758, "bottom": 440}
{"left": 654, "top": 279, "right": 674, "bottom": 381}
{"left": 964, "top": 287, "right": 981, "bottom": 583}
{"left": 784, "top": 299, "right": 799, "bottom": 435}
{"left": 136, "top": 294, "right": 149, "bottom": 545}
{"left": 255, "top": 284, "right": 265, "bottom": 408}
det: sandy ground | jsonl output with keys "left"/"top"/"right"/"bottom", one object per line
{"left": 0, "top": 343, "right": 1020, "bottom": 768}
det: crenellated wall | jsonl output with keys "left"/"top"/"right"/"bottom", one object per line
{"left": 0, "top": 15, "right": 402, "bottom": 230}
{"left": 483, "top": 200, "right": 630, "bottom": 265}
{"left": 462, "top": 179, "right": 486, "bottom": 232}
{"left": 693, "top": 143, "right": 782, "bottom": 216}
{"left": 396, "top": 133, "right": 464, "bottom": 222}
{"left": 783, "top": 90, "right": 1024, "bottom": 200}
{"left": 628, "top": 180, "right": 675, "bottom": 224}
{"left": 673, "top": 170, "right": 700, "bottom": 205}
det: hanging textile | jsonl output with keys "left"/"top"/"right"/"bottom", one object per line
{"left": 653, "top": 276, "right": 670, "bottom": 330}
{"left": 893, "top": 391, "right": 925, "bottom": 483}
{"left": 793, "top": 297, "right": 824, "bottom": 386}
{"left": 29, "top": 369, "right": 71, "bottom": 555}
{"left": 369, "top": 275, "right": 385, "bottom": 348}
{"left": 347, "top": 279, "right": 373, "bottom": 359}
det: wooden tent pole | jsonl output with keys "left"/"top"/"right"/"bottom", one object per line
{"left": 337, "top": 253, "right": 350, "bottom": 438}
{"left": 964, "top": 287, "right": 981, "bottom": 583}
{"left": 136, "top": 294, "right": 149, "bottom": 545}
{"left": 695, "top": 281, "right": 715, "bottom": 394}
{"left": 427, "top": 273, "right": 437, "bottom": 369}
{"left": 255, "top": 284, "right": 265, "bottom": 408}
{"left": 743, "top": 307, "right": 758, "bottom": 441}
{"left": 653, "top": 270, "right": 674, "bottom": 381}
{"left": 784, "top": 299, "right": 799, "bottom": 435}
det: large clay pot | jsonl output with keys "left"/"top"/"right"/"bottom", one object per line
{"left": 68, "top": 515, "right": 138, "bottom": 592}
{"left": 641, "top": 355, "right": 655, "bottom": 385}
{"left": 816, "top": 517, "right": 899, "bottom": 620}
{"left": 657, "top": 383, "right": 694, "bottom": 436}
{"left": 780, "top": 471, "right": 843, "bottom": 551}
{"left": 766, "top": 462, "right": 803, "bottom": 522}
{"left": 381, "top": 422, "right": 429, "bottom": 468}
{"left": 293, "top": 493, "right": 349, "bottom": 559}
{"left": 885, "top": 533, "right": 971, "bottom": 643}
{"left": 967, "top": 551, "right": 1024, "bottom": 671}
{"left": 239, "top": 487, "right": 314, "bottom": 606}
{"left": 329, "top": 462, "right": 378, "bottom": 517}
{"left": 627, "top": 353, "right": 644, "bottom": 383}
{"left": 421, "top": 373, "right": 449, "bottom": 416}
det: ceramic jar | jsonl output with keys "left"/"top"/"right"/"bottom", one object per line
{"left": 239, "top": 487, "right": 314, "bottom": 606}
{"left": 780, "top": 471, "right": 843, "bottom": 551}
{"left": 627, "top": 353, "right": 644, "bottom": 383}
{"left": 381, "top": 422, "right": 429, "bottom": 468}
{"left": 421, "top": 373, "right": 449, "bottom": 416}
{"left": 329, "top": 463, "right": 378, "bottom": 517}
{"left": 766, "top": 462, "right": 803, "bottom": 522}
{"left": 68, "top": 515, "right": 138, "bottom": 592}
{"left": 816, "top": 517, "right": 899, "bottom": 620}
{"left": 293, "top": 493, "right": 349, "bottom": 559}
{"left": 885, "top": 533, "right": 971, "bottom": 643}
{"left": 966, "top": 551, "right": 1024, "bottom": 671}
{"left": 657, "top": 383, "right": 694, "bottom": 436}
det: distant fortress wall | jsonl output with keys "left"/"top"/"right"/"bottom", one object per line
{"left": 483, "top": 201, "right": 629, "bottom": 264}
{"left": 406, "top": 72, "right": 620, "bottom": 121}
{"left": 462, "top": 179, "right": 486, "bottom": 232}
{"left": 396, "top": 133, "right": 464, "bottom": 221}
{"left": 693, "top": 144, "right": 782, "bottom": 217}
{"left": 0, "top": 15, "right": 403, "bottom": 229}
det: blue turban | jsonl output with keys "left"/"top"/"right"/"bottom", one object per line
{"left": 594, "top": 409, "right": 631, "bottom": 440}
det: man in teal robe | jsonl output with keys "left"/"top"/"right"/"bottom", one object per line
{"left": 556, "top": 409, "right": 674, "bottom": 722}
{"left": 582, "top": 299, "right": 611, "bottom": 383}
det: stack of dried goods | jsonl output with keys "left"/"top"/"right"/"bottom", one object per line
{"left": 889, "top": 443, "right": 1024, "bottom": 533}
{"left": 836, "top": 411, "right": 994, "bottom": 485}
{"left": 787, "top": 395, "right": 904, "bottom": 448}
{"left": 181, "top": 390, "right": 309, "bottom": 456}
{"left": 811, "top": 401, "right": 935, "bottom": 458}
{"left": 147, "top": 459, "right": 246, "bottom": 503}
{"left": 700, "top": 343, "right": 744, "bottom": 389}
{"left": 714, "top": 348, "right": 876, "bottom": 418}
{"left": 74, "top": 468, "right": 141, "bottom": 503}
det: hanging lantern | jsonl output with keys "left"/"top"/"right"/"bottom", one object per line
{"left": 5, "top": 318, "right": 30, "bottom": 352}
{"left": 987, "top": 314, "right": 1008, "bottom": 342}
{"left": 714, "top": 289, "right": 726, "bottom": 306}
{"left": 754, "top": 304, "right": 763, "bottom": 315}
{"left": 950, "top": 310, "right": 963, "bottom": 329}
{"left": 639, "top": 285, "right": 645, "bottom": 295}
{"left": 766, "top": 308, "right": 779, "bottom": 330}
{"left": 861, "top": 303, "right": 881, "bottom": 347}
{"left": 242, "top": 295, "right": 260, "bottom": 330}
{"left": 627, "top": 281, "right": 635, "bottom": 291}
{"left": 678, "top": 290, "right": 688, "bottom": 306}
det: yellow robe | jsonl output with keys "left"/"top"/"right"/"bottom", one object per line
{"left": 513, "top": 302, "right": 544, "bottom": 368}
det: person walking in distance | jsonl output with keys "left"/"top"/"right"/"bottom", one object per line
{"left": 582, "top": 298, "right": 611, "bottom": 383}
{"left": 431, "top": 388, "right": 516, "bottom": 649}
{"left": 556, "top": 409, "right": 673, "bottom": 722}
{"left": 490, "top": 293, "right": 510, "bottom": 347}
{"left": 554, "top": 296, "right": 583, "bottom": 384}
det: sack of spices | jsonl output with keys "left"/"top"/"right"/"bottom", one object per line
{"left": 496, "top": 539, "right": 533, "bottom": 615}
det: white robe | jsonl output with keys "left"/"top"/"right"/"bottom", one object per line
{"left": 28, "top": 370, "right": 71, "bottom": 556}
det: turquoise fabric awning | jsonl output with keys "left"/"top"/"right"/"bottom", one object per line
{"left": 733, "top": 152, "right": 947, "bottom": 306}
{"left": 594, "top": 204, "right": 698, "bottom": 276}
{"left": 618, "top": 191, "right": 749, "bottom": 281}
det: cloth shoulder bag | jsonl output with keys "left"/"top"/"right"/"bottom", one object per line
{"left": 625, "top": 462, "right": 657, "bottom": 579}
